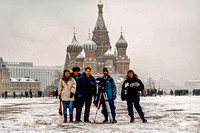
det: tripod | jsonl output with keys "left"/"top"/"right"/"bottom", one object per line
{"left": 92, "top": 79, "right": 113, "bottom": 123}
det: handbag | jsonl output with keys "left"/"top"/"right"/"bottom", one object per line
{"left": 59, "top": 98, "right": 62, "bottom": 116}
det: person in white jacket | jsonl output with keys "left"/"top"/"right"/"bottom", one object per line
{"left": 58, "top": 69, "right": 76, "bottom": 123}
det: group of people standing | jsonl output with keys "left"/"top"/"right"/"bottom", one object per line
{"left": 2, "top": 89, "right": 33, "bottom": 98}
{"left": 58, "top": 67, "right": 147, "bottom": 124}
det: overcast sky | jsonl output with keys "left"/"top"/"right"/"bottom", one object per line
{"left": 0, "top": 0, "right": 200, "bottom": 86}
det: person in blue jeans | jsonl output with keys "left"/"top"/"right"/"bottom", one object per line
{"left": 121, "top": 70, "right": 147, "bottom": 123}
{"left": 100, "top": 67, "right": 117, "bottom": 123}
{"left": 58, "top": 69, "right": 76, "bottom": 123}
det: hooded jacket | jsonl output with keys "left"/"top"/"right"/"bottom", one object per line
{"left": 101, "top": 75, "right": 117, "bottom": 100}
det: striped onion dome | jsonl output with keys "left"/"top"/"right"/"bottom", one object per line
{"left": 83, "top": 37, "right": 97, "bottom": 51}
{"left": 67, "top": 35, "right": 82, "bottom": 52}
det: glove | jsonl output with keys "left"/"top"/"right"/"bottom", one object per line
{"left": 78, "top": 94, "right": 81, "bottom": 99}
{"left": 113, "top": 95, "right": 116, "bottom": 100}
{"left": 70, "top": 93, "right": 74, "bottom": 98}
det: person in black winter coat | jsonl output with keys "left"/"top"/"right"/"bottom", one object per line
{"left": 5, "top": 91, "right": 7, "bottom": 99}
{"left": 29, "top": 89, "right": 32, "bottom": 98}
{"left": 70, "top": 67, "right": 82, "bottom": 108}
{"left": 70, "top": 67, "right": 82, "bottom": 122}
{"left": 25, "top": 91, "right": 28, "bottom": 98}
{"left": 13, "top": 91, "right": 16, "bottom": 98}
{"left": 76, "top": 67, "right": 96, "bottom": 123}
{"left": 121, "top": 70, "right": 147, "bottom": 123}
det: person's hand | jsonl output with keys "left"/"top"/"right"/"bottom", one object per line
{"left": 78, "top": 94, "right": 81, "bottom": 99}
{"left": 93, "top": 95, "right": 96, "bottom": 100}
{"left": 113, "top": 95, "right": 116, "bottom": 100}
{"left": 70, "top": 93, "right": 74, "bottom": 98}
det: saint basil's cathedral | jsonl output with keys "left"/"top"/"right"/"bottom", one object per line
{"left": 64, "top": 1, "right": 130, "bottom": 77}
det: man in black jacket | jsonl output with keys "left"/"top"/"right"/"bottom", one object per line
{"left": 76, "top": 67, "right": 96, "bottom": 123}
{"left": 70, "top": 67, "right": 82, "bottom": 122}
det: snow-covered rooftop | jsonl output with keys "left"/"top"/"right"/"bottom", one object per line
{"left": 10, "top": 77, "right": 37, "bottom": 82}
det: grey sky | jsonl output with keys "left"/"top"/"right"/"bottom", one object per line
{"left": 0, "top": 0, "right": 200, "bottom": 86}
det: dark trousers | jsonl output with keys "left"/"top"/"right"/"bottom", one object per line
{"left": 76, "top": 97, "right": 92, "bottom": 122}
{"left": 102, "top": 99, "right": 116, "bottom": 121}
{"left": 127, "top": 100, "right": 144, "bottom": 119}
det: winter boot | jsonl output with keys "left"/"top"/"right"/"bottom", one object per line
{"left": 112, "top": 119, "right": 117, "bottom": 124}
{"left": 103, "top": 120, "right": 108, "bottom": 123}
{"left": 141, "top": 117, "right": 147, "bottom": 123}
{"left": 103, "top": 117, "right": 108, "bottom": 123}
{"left": 70, "top": 114, "right": 73, "bottom": 123}
{"left": 63, "top": 114, "right": 67, "bottom": 123}
{"left": 130, "top": 117, "right": 134, "bottom": 123}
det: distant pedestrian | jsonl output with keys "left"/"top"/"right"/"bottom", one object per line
{"left": 13, "top": 91, "right": 16, "bottom": 98}
{"left": 25, "top": 91, "right": 28, "bottom": 98}
{"left": 29, "top": 89, "right": 32, "bottom": 98}
{"left": 5, "top": 91, "right": 7, "bottom": 99}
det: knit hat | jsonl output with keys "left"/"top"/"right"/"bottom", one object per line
{"left": 103, "top": 67, "right": 108, "bottom": 72}
{"left": 72, "top": 67, "right": 80, "bottom": 72}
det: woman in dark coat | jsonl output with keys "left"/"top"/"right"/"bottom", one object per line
{"left": 121, "top": 70, "right": 147, "bottom": 123}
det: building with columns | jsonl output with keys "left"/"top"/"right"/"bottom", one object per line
{"left": 64, "top": 1, "right": 130, "bottom": 77}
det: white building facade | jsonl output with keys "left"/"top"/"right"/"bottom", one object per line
{"left": 4, "top": 61, "right": 63, "bottom": 91}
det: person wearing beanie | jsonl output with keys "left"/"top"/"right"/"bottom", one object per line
{"left": 101, "top": 67, "right": 117, "bottom": 123}
{"left": 58, "top": 69, "right": 76, "bottom": 123}
{"left": 70, "top": 67, "right": 82, "bottom": 121}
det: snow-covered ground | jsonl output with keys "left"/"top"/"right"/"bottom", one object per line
{"left": 0, "top": 96, "right": 200, "bottom": 133}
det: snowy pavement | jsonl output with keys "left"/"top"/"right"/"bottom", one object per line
{"left": 0, "top": 96, "right": 200, "bottom": 133}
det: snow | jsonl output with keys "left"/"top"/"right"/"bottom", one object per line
{"left": 0, "top": 96, "right": 200, "bottom": 133}
{"left": 10, "top": 77, "right": 36, "bottom": 82}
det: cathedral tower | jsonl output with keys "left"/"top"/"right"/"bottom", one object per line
{"left": 92, "top": 0, "right": 111, "bottom": 73}
{"left": 83, "top": 31, "right": 98, "bottom": 74}
{"left": 65, "top": 29, "right": 82, "bottom": 70}
{"left": 115, "top": 31, "right": 130, "bottom": 74}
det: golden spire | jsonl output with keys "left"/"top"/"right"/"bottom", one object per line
{"left": 98, "top": 0, "right": 103, "bottom": 6}
{"left": 88, "top": 28, "right": 91, "bottom": 38}
{"left": 73, "top": 27, "right": 75, "bottom": 36}
{"left": 121, "top": 26, "right": 123, "bottom": 35}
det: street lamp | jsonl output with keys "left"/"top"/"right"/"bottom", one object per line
{"left": 143, "top": 73, "right": 148, "bottom": 86}
{"left": 159, "top": 77, "right": 163, "bottom": 90}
